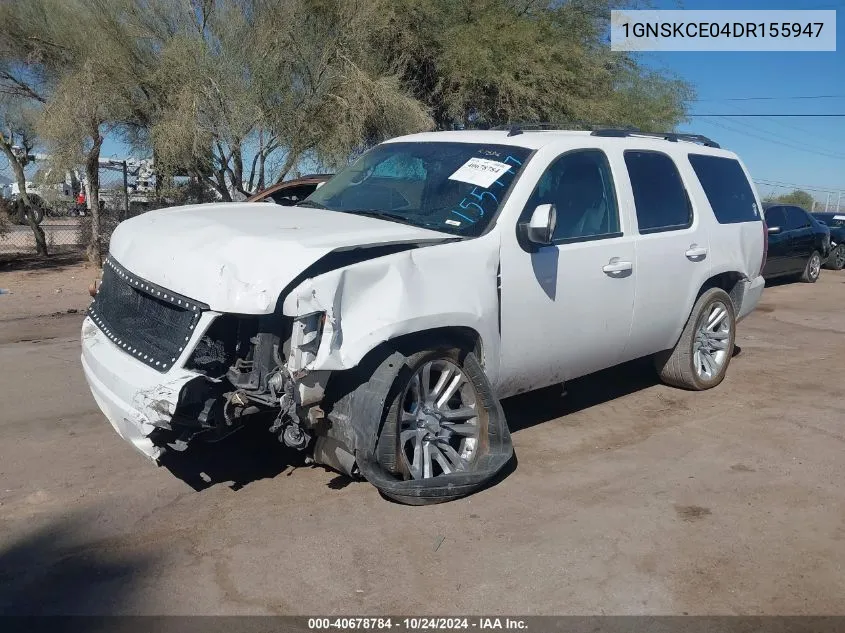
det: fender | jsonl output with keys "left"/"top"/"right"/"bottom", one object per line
{"left": 282, "top": 236, "right": 503, "bottom": 386}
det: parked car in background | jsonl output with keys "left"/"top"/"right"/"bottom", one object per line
{"left": 762, "top": 203, "right": 830, "bottom": 283}
{"left": 811, "top": 212, "right": 845, "bottom": 270}
{"left": 247, "top": 174, "right": 332, "bottom": 205}
{"left": 81, "top": 128, "right": 765, "bottom": 504}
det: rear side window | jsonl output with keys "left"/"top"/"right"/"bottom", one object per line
{"left": 784, "top": 206, "right": 810, "bottom": 230}
{"left": 624, "top": 151, "right": 692, "bottom": 234}
{"left": 688, "top": 154, "right": 759, "bottom": 224}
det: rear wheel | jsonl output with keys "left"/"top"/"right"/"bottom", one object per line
{"left": 801, "top": 250, "right": 822, "bottom": 283}
{"left": 824, "top": 245, "right": 845, "bottom": 271}
{"left": 654, "top": 288, "right": 737, "bottom": 391}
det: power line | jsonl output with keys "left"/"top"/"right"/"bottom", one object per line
{"left": 692, "top": 114, "right": 845, "bottom": 117}
{"left": 697, "top": 95, "right": 845, "bottom": 102}
{"left": 755, "top": 179, "right": 842, "bottom": 194}
{"left": 707, "top": 99, "right": 845, "bottom": 151}
{"left": 699, "top": 117, "right": 845, "bottom": 161}
{"left": 708, "top": 113, "right": 845, "bottom": 157}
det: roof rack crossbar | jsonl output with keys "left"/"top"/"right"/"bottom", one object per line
{"left": 590, "top": 128, "right": 720, "bottom": 148}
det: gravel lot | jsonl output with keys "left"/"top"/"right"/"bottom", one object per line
{"left": 1, "top": 260, "right": 844, "bottom": 615}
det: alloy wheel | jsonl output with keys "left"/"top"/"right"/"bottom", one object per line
{"left": 693, "top": 301, "right": 732, "bottom": 381}
{"left": 398, "top": 359, "right": 481, "bottom": 479}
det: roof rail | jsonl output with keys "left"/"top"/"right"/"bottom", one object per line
{"left": 590, "top": 128, "right": 720, "bottom": 148}
{"left": 490, "top": 121, "right": 605, "bottom": 137}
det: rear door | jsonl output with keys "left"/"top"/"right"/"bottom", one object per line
{"left": 622, "top": 150, "right": 712, "bottom": 361}
{"left": 785, "top": 206, "right": 814, "bottom": 270}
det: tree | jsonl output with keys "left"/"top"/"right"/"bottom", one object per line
{"left": 124, "top": 0, "right": 431, "bottom": 197}
{"left": 772, "top": 189, "right": 815, "bottom": 210}
{"left": 384, "top": 0, "right": 692, "bottom": 131}
{"left": 0, "top": 0, "right": 141, "bottom": 265}
{"left": 0, "top": 98, "right": 48, "bottom": 255}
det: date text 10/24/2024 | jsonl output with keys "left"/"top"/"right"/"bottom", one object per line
{"left": 307, "top": 617, "right": 528, "bottom": 630}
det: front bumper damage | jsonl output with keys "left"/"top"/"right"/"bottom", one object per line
{"left": 81, "top": 316, "right": 208, "bottom": 460}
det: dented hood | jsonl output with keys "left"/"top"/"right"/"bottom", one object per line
{"left": 108, "top": 202, "right": 451, "bottom": 314}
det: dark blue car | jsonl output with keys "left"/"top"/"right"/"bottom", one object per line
{"left": 811, "top": 212, "right": 845, "bottom": 271}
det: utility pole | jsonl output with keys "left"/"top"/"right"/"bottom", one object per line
{"left": 825, "top": 192, "right": 831, "bottom": 212}
{"left": 837, "top": 191, "right": 842, "bottom": 214}
{"left": 122, "top": 160, "right": 129, "bottom": 221}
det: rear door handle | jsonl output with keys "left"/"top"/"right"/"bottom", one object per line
{"left": 602, "top": 259, "right": 633, "bottom": 275}
{"left": 685, "top": 245, "right": 708, "bottom": 261}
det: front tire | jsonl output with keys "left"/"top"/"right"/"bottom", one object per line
{"left": 654, "top": 288, "right": 737, "bottom": 391}
{"left": 374, "top": 347, "right": 511, "bottom": 504}
{"left": 824, "top": 245, "right": 845, "bottom": 271}
{"left": 801, "top": 250, "right": 822, "bottom": 283}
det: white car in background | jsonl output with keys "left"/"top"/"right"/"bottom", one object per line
{"left": 81, "top": 127, "right": 766, "bottom": 504}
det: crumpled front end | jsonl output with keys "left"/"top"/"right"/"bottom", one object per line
{"left": 81, "top": 255, "right": 324, "bottom": 462}
{"left": 81, "top": 316, "right": 202, "bottom": 460}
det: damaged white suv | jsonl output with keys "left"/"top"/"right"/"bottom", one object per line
{"left": 81, "top": 128, "right": 766, "bottom": 503}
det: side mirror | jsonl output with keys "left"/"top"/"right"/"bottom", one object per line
{"left": 767, "top": 225, "right": 781, "bottom": 234}
{"left": 526, "top": 204, "right": 557, "bottom": 245}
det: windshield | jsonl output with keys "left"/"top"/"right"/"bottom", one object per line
{"left": 814, "top": 214, "right": 845, "bottom": 228}
{"left": 304, "top": 141, "right": 531, "bottom": 237}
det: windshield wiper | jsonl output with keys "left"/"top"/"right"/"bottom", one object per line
{"left": 347, "top": 209, "right": 415, "bottom": 224}
{"left": 297, "top": 199, "right": 330, "bottom": 209}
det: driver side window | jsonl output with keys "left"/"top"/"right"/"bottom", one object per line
{"left": 527, "top": 150, "right": 620, "bottom": 242}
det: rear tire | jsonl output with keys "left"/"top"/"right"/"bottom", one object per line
{"left": 800, "top": 250, "right": 822, "bottom": 283}
{"left": 654, "top": 288, "right": 737, "bottom": 391}
{"left": 824, "top": 245, "right": 845, "bottom": 271}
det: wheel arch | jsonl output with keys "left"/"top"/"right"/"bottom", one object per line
{"left": 695, "top": 270, "right": 746, "bottom": 314}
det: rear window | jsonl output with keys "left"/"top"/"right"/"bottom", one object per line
{"left": 688, "top": 154, "right": 760, "bottom": 224}
{"left": 624, "top": 151, "right": 692, "bottom": 234}
{"left": 814, "top": 214, "right": 845, "bottom": 228}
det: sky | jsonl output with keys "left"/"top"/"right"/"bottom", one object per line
{"left": 3, "top": 1, "right": 844, "bottom": 208}
{"left": 641, "top": 0, "right": 845, "bottom": 208}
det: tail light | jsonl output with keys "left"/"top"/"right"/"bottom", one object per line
{"left": 759, "top": 218, "right": 768, "bottom": 277}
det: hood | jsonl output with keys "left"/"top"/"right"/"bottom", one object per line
{"left": 109, "top": 202, "right": 452, "bottom": 314}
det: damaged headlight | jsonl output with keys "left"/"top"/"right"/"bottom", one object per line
{"left": 287, "top": 312, "right": 326, "bottom": 372}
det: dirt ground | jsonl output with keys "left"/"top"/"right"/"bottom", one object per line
{"left": 1, "top": 259, "right": 844, "bottom": 615}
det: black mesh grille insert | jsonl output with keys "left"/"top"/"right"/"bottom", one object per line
{"left": 87, "top": 257, "right": 208, "bottom": 372}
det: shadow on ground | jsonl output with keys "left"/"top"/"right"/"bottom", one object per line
{"left": 160, "top": 421, "right": 306, "bottom": 492}
{"left": 0, "top": 249, "right": 87, "bottom": 272}
{"left": 0, "top": 511, "right": 154, "bottom": 616}
{"left": 502, "top": 356, "right": 660, "bottom": 433}
{"left": 160, "top": 352, "right": 742, "bottom": 495}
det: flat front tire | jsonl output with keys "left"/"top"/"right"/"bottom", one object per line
{"left": 373, "top": 347, "right": 511, "bottom": 504}
{"left": 654, "top": 288, "right": 737, "bottom": 391}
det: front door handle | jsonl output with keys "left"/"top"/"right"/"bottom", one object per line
{"left": 602, "top": 258, "right": 633, "bottom": 275}
{"left": 685, "top": 244, "right": 708, "bottom": 261}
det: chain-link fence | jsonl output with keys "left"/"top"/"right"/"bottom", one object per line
{"left": 1, "top": 163, "right": 210, "bottom": 259}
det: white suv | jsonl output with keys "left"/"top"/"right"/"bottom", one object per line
{"left": 81, "top": 128, "right": 766, "bottom": 503}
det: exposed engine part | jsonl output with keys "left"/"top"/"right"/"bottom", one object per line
{"left": 223, "top": 390, "right": 260, "bottom": 426}
{"left": 282, "top": 423, "right": 310, "bottom": 450}
{"left": 312, "top": 436, "right": 359, "bottom": 478}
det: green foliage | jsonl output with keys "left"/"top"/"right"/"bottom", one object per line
{"left": 770, "top": 189, "right": 816, "bottom": 210}
{"left": 385, "top": 0, "right": 692, "bottom": 130}
{"left": 0, "top": 0, "right": 693, "bottom": 206}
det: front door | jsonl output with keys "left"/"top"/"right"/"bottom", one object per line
{"left": 621, "top": 150, "right": 712, "bottom": 360}
{"left": 785, "top": 206, "right": 814, "bottom": 271}
{"left": 763, "top": 206, "right": 790, "bottom": 276}
{"left": 497, "top": 149, "right": 635, "bottom": 398}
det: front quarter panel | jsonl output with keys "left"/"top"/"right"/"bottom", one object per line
{"left": 282, "top": 237, "right": 502, "bottom": 385}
